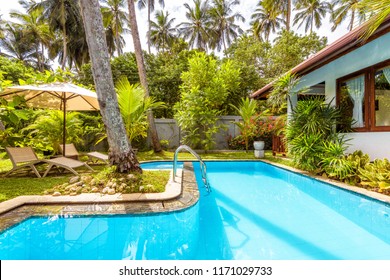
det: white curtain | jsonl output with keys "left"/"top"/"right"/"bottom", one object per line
{"left": 383, "top": 67, "right": 390, "bottom": 84}
{"left": 346, "top": 76, "right": 365, "bottom": 128}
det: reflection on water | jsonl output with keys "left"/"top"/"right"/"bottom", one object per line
{"left": 0, "top": 205, "right": 199, "bottom": 260}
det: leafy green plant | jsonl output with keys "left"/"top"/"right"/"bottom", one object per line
{"left": 321, "top": 137, "right": 353, "bottom": 180}
{"left": 359, "top": 158, "right": 390, "bottom": 192}
{"left": 0, "top": 96, "right": 33, "bottom": 157}
{"left": 23, "top": 110, "right": 84, "bottom": 154}
{"left": 115, "top": 76, "right": 165, "bottom": 145}
{"left": 159, "top": 139, "right": 169, "bottom": 150}
{"left": 174, "top": 52, "right": 240, "bottom": 150}
{"left": 286, "top": 97, "right": 347, "bottom": 174}
{"left": 267, "top": 72, "right": 305, "bottom": 114}
{"left": 230, "top": 97, "right": 258, "bottom": 152}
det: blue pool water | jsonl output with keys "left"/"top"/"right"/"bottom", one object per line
{"left": 1, "top": 161, "right": 390, "bottom": 260}
{"left": 140, "top": 161, "right": 183, "bottom": 170}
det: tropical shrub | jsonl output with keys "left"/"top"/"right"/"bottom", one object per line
{"left": 320, "top": 137, "right": 354, "bottom": 180}
{"left": 230, "top": 97, "right": 258, "bottom": 152}
{"left": 228, "top": 115, "right": 279, "bottom": 151}
{"left": 23, "top": 110, "right": 84, "bottom": 155}
{"left": 286, "top": 98, "right": 348, "bottom": 173}
{"left": 359, "top": 159, "right": 390, "bottom": 193}
{"left": 0, "top": 96, "right": 33, "bottom": 157}
{"left": 227, "top": 134, "right": 250, "bottom": 150}
{"left": 267, "top": 72, "right": 303, "bottom": 115}
{"left": 174, "top": 52, "right": 240, "bottom": 150}
{"left": 115, "top": 77, "right": 165, "bottom": 146}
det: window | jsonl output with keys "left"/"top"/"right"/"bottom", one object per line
{"left": 374, "top": 66, "right": 390, "bottom": 127}
{"left": 298, "top": 82, "right": 326, "bottom": 101}
{"left": 337, "top": 60, "right": 390, "bottom": 132}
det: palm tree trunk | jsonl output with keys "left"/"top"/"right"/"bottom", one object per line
{"left": 350, "top": 10, "right": 355, "bottom": 31}
{"left": 115, "top": 29, "right": 122, "bottom": 56}
{"left": 127, "top": 0, "right": 162, "bottom": 152}
{"left": 79, "top": 0, "right": 141, "bottom": 173}
{"left": 115, "top": 13, "right": 122, "bottom": 56}
{"left": 147, "top": 0, "right": 151, "bottom": 54}
{"left": 286, "top": 0, "right": 291, "bottom": 31}
{"left": 35, "top": 42, "right": 42, "bottom": 72}
{"left": 61, "top": 0, "right": 67, "bottom": 70}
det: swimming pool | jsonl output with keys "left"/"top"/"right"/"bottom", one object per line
{"left": 140, "top": 160, "right": 183, "bottom": 170}
{"left": 0, "top": 161, "right": 389, "bottom": 259}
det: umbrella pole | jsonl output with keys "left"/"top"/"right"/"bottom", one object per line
{"left": 63, "top": 98, "right": 66, "bottom": 156}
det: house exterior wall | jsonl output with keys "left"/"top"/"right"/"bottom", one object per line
{"left": 290, "top": 32, "right": 390, "bottom": 159}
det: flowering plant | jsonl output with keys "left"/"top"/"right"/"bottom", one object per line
{"left": 251, "top": 115, "right": 276, "bottom": 141}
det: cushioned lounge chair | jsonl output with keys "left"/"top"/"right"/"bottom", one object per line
{"left": 5, "top": 147, "right": 94, "bottom": 178}
{"left": 60, "top": 143, "right": 109, "bottom": 164}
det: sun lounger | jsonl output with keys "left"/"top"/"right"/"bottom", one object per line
{"left": 5, "top": 147, "right": 45, "bottom": 178}
{"left": 42, "top": 156, "right": 94, "bottom": 177}
{"left": 60, "top": 143, "right": 109, "bottom": 164}
{"left": 5, "top": 147, "right": 94, "bottom": 178}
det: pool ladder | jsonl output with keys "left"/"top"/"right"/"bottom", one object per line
{"left": 173, "top": 145, "right": 211, "bottom": 193}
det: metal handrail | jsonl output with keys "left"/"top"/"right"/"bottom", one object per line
{"left": 173, "top": 145, "right": 211, "bottom": 193}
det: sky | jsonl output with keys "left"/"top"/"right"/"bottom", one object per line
{"left": 0, "top": 0, "right": 351, "bottom": 54}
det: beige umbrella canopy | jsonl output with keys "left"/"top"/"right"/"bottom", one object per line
{"left": 0, "top": 82, "right": 100, "bottom": 154}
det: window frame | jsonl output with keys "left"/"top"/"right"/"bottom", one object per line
{"left": 336, "top": 59, "right": 390, "bottom": 132}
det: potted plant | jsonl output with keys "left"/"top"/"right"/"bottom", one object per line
{"left": 252, "top": 116, "right": 275, "bottom": 158}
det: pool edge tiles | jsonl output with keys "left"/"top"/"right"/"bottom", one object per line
{"left": 0, "top": 163, "right": 200, "bottom": 232}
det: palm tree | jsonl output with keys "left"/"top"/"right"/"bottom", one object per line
{"left": 178, "top": 0, "right": 213, "bottom": 51}
{"left": 10, "top": 7, "right": 52, "bottom": 71}
{"left": 293, "top": 0, "right": 331, "bottom": 34}
{"left": 79, "top": 0, "right": 141, "bottom": 173}
{"left": 251, "top": 1, "right": 285, "bottom": 42}
{"left": 331, "top": 0, "right": 365, "bottom": 31}
{"left": 231, "top": 97, "right": 258, "bottom": 152}
{"left": 0, "top": 23, "right": 37, "bottom": 66}
{"left": 359, "top": 0, "right": 390, "bottom": 40}
{"left": 208, "top": 0, "right": 245, "bottom": 52}
{"left": 101, "top": 0, "right": 129, "bottom": 56}
{"left": 128, "top": 0, "right": 162, "bottom": 152}
{"left": 32, "top": 0, "right": 84, "bottom": 69}
{"left": 273, "top": 0, "right": 293, "bottom": 31}
{"left": 137, "top": 0, "right": 165, "bottom": 54}
{"left": 116, "top": 77, "right": 165, "bottom": 144}
{"left": 149, "top": 10, "right": 177, "bottom": 52}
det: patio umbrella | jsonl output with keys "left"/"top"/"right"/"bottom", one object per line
{"left": 0, "top": 82, "right": 100, "bottom": 155}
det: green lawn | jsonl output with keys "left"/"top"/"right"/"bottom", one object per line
{"left": 0, "top": 150, "right": 290, "bottom": 202}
